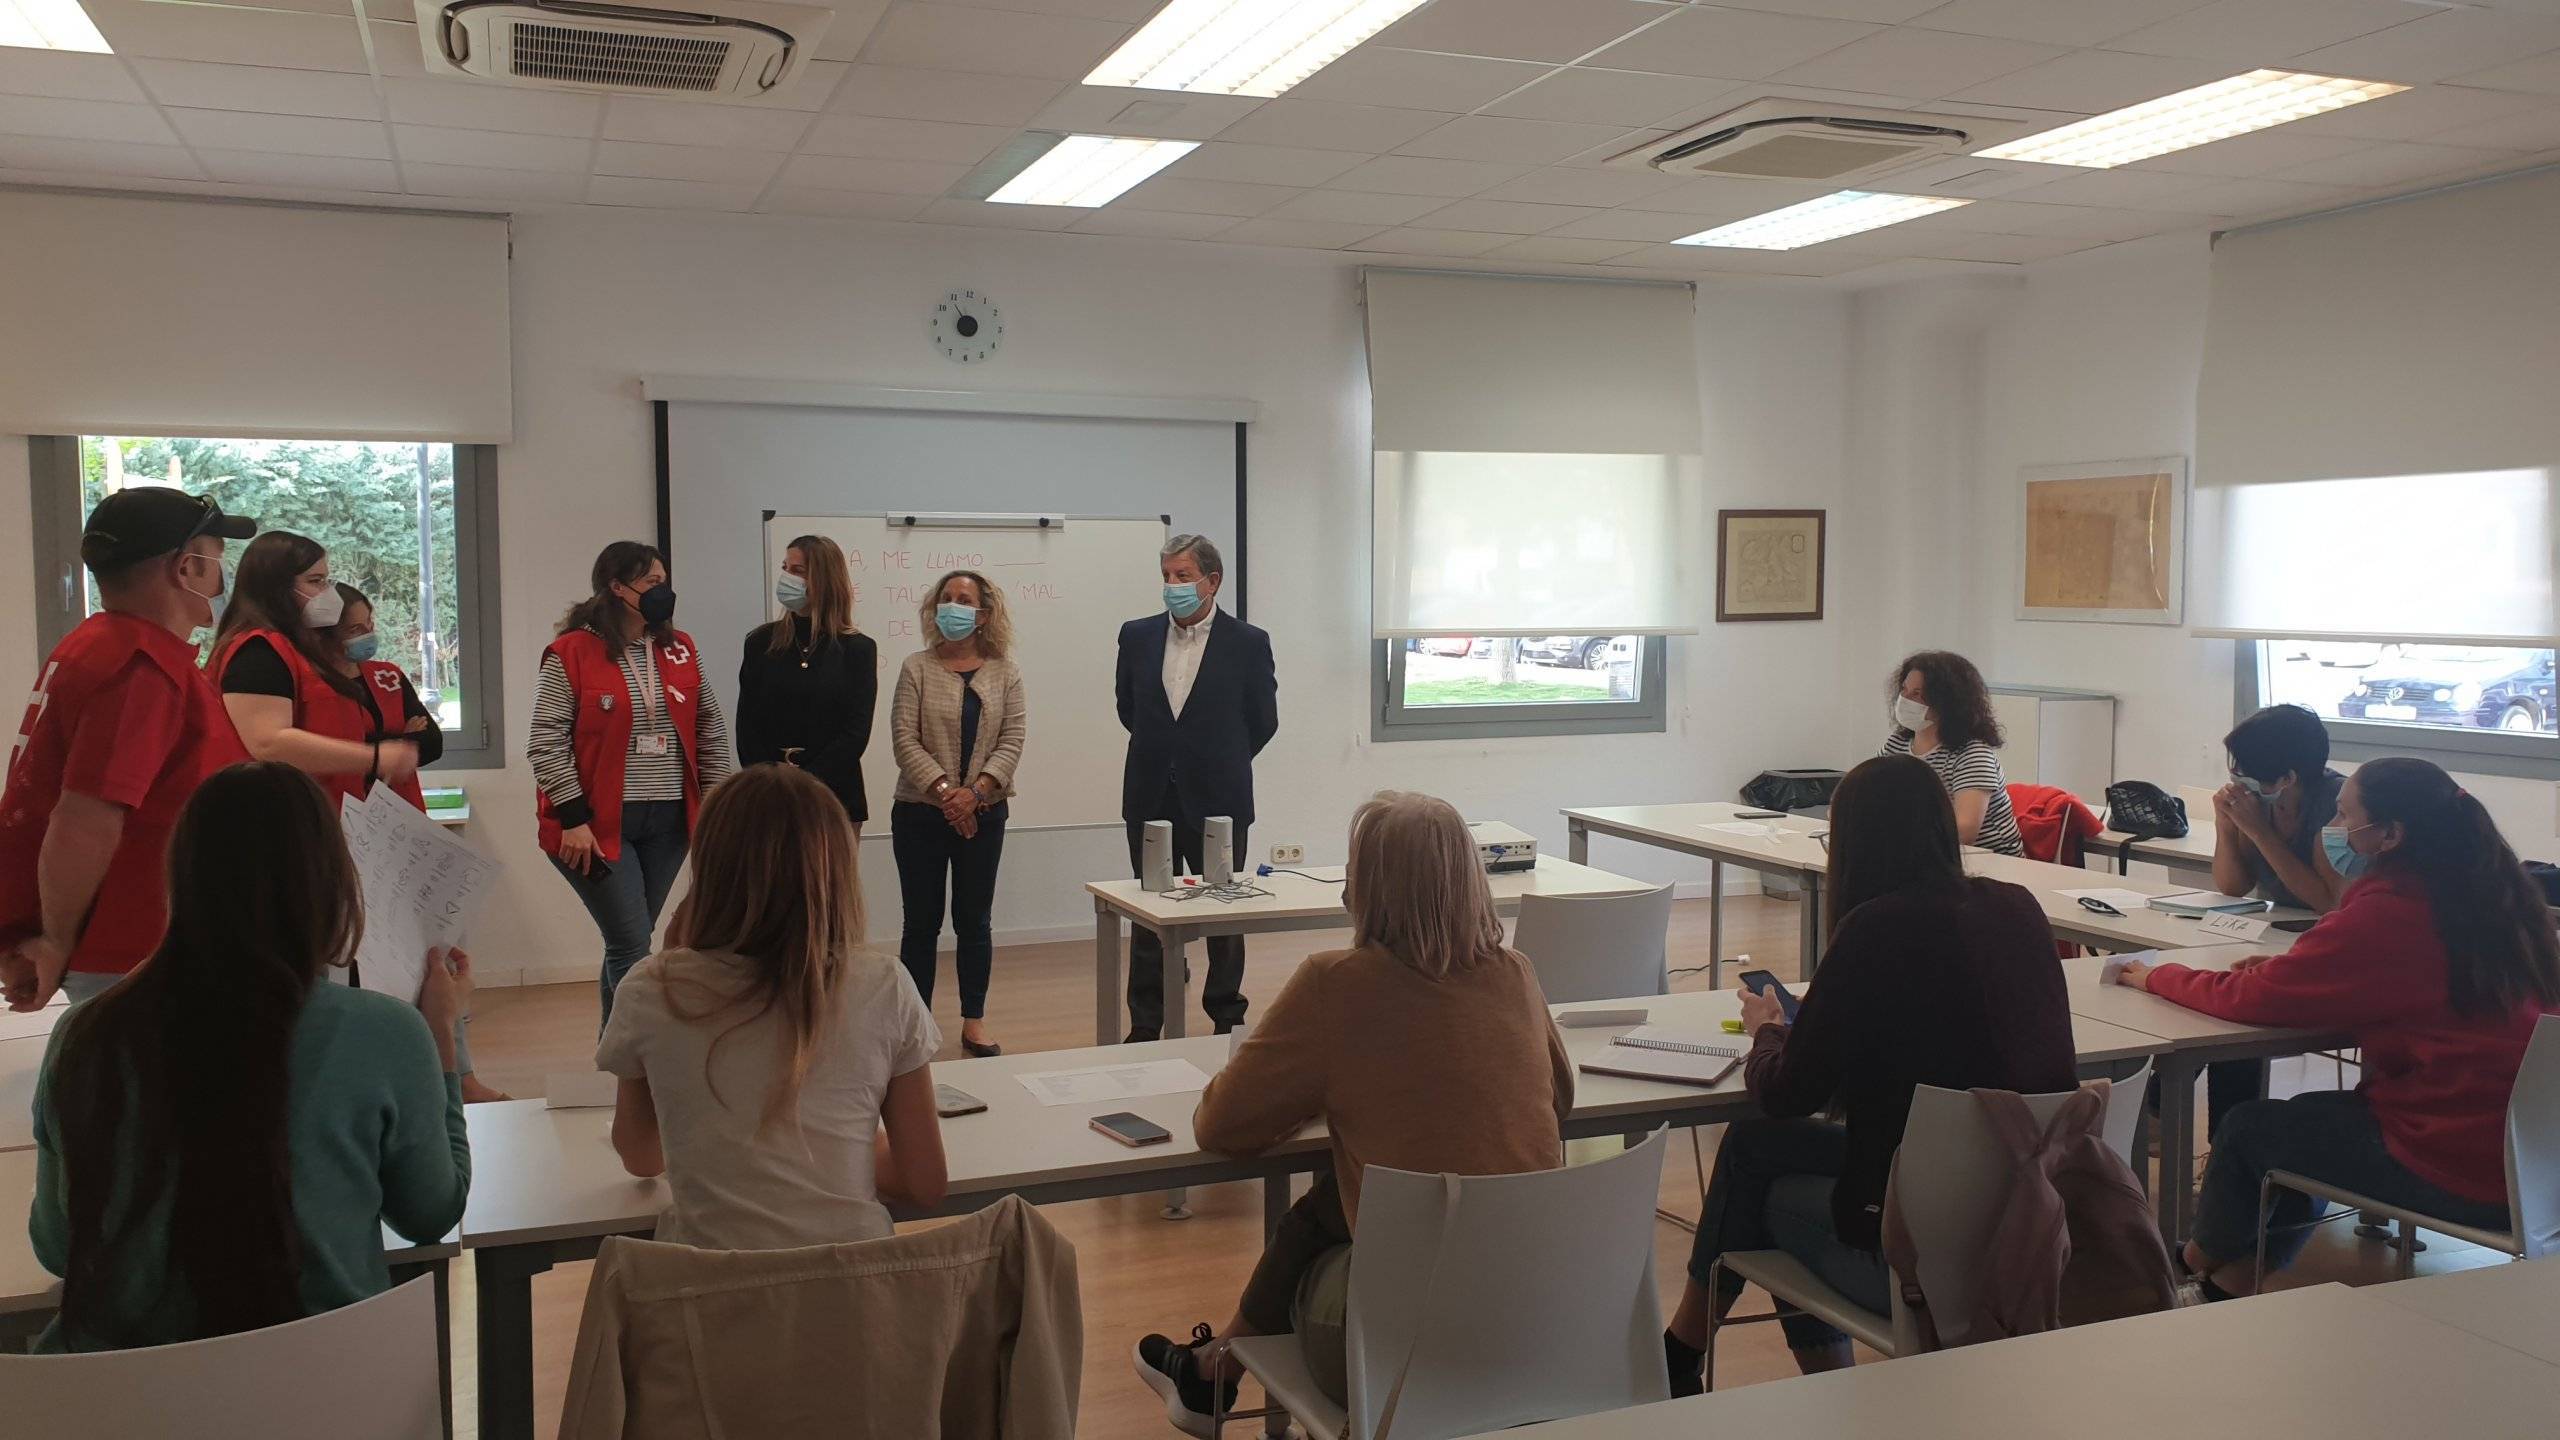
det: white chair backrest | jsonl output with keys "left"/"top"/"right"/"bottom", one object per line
{"left": 2177, "top": 785, "right": 2218, "bottom": 822}
{"left": 1510, "top": 885, "right": 1675, "bottom": 1004}
{"left": 1889, "top": 1069, "right": 2149, "bottom": 1349}
{"left": 2505, "top": 1015, "right": 2560, "bottom": 1258}
{"left": 1343, "top": 1130, "right": 1669, "bottom": 1440}
{"left": 0, "top": 1276, "right": 442, "bottom": 1440}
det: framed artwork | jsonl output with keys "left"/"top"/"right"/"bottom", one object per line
{"left": 2016, "top": 457, "right": 2188, "bottom": 625}
{"left": 1717, "top": 509, "right": 1826, "bottom": 622}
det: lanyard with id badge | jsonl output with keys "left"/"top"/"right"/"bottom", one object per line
{"left": 630, "top": 644, "right": 672, "bottom": 758}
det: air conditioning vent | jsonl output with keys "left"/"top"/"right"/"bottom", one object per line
{"left": 1696, "top": 130, "right": 1947, "bottom": 180}
{"left": 1607, "top": 99, "right": 2041, "bottom": 186}
{"left": 418, "top": 0, "right": 833, "bottom": 100}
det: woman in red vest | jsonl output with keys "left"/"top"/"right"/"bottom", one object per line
{"left": 211, "top": 532, "right": 422, "bottom": 811}
{"left": 531, "top": 541, "right": 735, "bottom": 1025}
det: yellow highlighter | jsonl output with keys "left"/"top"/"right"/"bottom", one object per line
{"left": 1721, "top": 1018, "right": 1746, "bottom": 1034}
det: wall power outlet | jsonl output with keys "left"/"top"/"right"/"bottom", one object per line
{"left": 1270, "top": 844, "right": 1304, "bottom": 865}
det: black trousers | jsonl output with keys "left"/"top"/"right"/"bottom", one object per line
{"left": 1235, "top": 1174, "right": 1351, "bottom": 1335}
{"left": 891, "top": 800, "right": 1008, "bottom": 1020}
{"left": 1123, "top": 793, "right": 1249, "bottom": 1035}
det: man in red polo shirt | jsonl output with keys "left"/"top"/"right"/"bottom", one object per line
{"left": 0, "top": 486, "right": 255, "bottom": 1010}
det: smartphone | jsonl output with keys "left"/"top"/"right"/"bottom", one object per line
{"left": 576, "top": 854, "right": 615, "bottom": 885}
{"left": 1733, "top": 810, "right": 1785, "bottom": 820}
{"left": 935, "top": 1084, "right": 988, "bottom": 1118}
{"left": 1736, "top": 968, "right": 1802, "bottom": 1025}
{"left": 2271, "top": 918, "right": 2319, "bottom": 934}
{"left": 1090, "top": 1111, "right": 1172, "bottom": 1147}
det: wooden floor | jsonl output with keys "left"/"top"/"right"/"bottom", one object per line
{"left": 453, "top": 893, "right": 2502, "bottom": 1439}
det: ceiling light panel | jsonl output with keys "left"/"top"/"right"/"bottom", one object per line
{"left": 1977, "top": 69, "right": 2407, "bottom": 169}
{"left": 988, "top": 134, "right": 1200, "bottom": 206}
{"left": 1675, "top": 191, "right": 1972, "bottom": 250}
{"left": 0, "top": 0, "right": 109, "bottom": 52}
{"left": 1087, "top": 0, "right": 1435, "bottom": 99}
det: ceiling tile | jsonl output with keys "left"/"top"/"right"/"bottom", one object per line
{"left": 394, "top": 124, "right": 590, "bottom": 171}
{"left": 1481, "top": 67, "right": 1740, "bottom": 127}
{"left": 2106, "top": 0, "right": 2431, "bottom": 65}
{"left": 0, "top": 49, "right": 144, "bottom": 103}
{"left": 1373, "top": 0, "right": 1672, "bottom": 64}
{"left": 2269, "top": 139, "right": 2527, "bottom": 186}
{"left": 131, "top": 60, "right": 381, "bottom": 120}
{"left": 1471, "top": 164, "right": 1688, "bottom": 205}
{"left": 1162, "top": 142, "right": 1366, "bottom": 186}
{"left": 2294, "top": 8, "right": 2560, "bottom": 86}
{"left": 1349, "top": 226, "right": 1512, "bottom": 256}
{"left": 586, "top": 175, "right": 764, "bottom": 210}
{"left": 2005, "top": 165, "right": 2224, "bottom": 204}
{"left": 1553, "top": 125, "right": 1667, "bottom": 166}
{"left": 1545, "top": 207, "right": 1723, "bottom": 241}
{"left": 1638, "top": 172, "right": 1830, "bottom": 216}
{"left": 2426, "top": 103, "right": 2560, "bottom": 151}
{"left": 1066, "top": 207, "right": 1240, "bottom": 238}
{"left": 1213, "top": 217, "right": 1391, "bottom": 248}
{"left": 917, "top": 196, "right": 1085, "bottom": 228}
{"left": 2128, "top": 128, "right": 2368, "bottom": 177}
{"left": 2457, "top": 48, "right": 2560, "bottom": 95}
{"left": 368, "top": 21, "right": 428, "bottom": 79}
{"left": 1481, "top": 234, "right": 1654, "bottom": 263}
{"left": 1025, "top": 86, "right": 1263, "bottom": 140}
{"left": 1261, "top": 187, "right": 1447, "bottom": 224}
{"left": 829, "top": 65, "right": 1068, "bottom": 125}
{"left": 766, "top": 61, "right": 853, "bottom": 113}
{"left": 1116, "top": 175, "right": 1301, "bottom": 216}
{"left": 1914, "top": 0, "right": 2219, "bottom": 49}
{"left": 593, "top": 140, "right": 789, "bottom": 185}
{"left": 808, "top": 0, "right": 895, "bottom": 63}
{"left": 1974, "top": 201, "right": 2204, "bottom": 240}
{"left": 402, "top": 162, "right": 588, "bottom": 201}
{"left": 861, "top": 2, "right": 1131, "bottom": 81}
{"left": 2287, "top": 82, "right": 2550, "bottom": 140}
{"left": 0, "top": 134, "right": 197, "bottom": 178}
{"left": 779, "top": 151, "right": 970, "bottom": 193}
{"left": 86, "top": 0, "right": 371, "bottom": 73}
{"left": 0, "top": 95, "right": 176, "bottom": 145}
{"left": 602, "top": 97, "right": 812, "bottom": 150}
{"left": 1286, "top": 48, "right": 1554, "bottom": 114}
{"left": 195, "top": 149, "right": 399, "bottom": 190}
{"left": 1393, "top": 113, "right": 1631, "bottom": 163}
{"left": 1823, "top": 225, "right": 2088, "bottom": 261}
{"left": 1770, "top": 25, "right": 2066, "bottom": 98}
{"left": 379, "top": 77, "right": 602, "bottom": 137}
{"left": 1952, "top": 48, "right": 2234, "bottom": 111}
{"left": 1587, "top": 8, "right": 1882, "bottom": 81}
{"left": 1325, "top": 152, "right": 1529, "bottom": 195}
{"left": 1607, "top": 242, "right": 1878, "bottom": 275}
{"left": 1213, "top": 98, "right": 1451, "bottom": 152}
{"left": 911, "top": 0, "right": 1163, "bottom": 19}
{"left": 759, "top": 186, "right": 933, "bottom": 219}
{"left": 2160, "top": 174, "right": 2364, "bottom": 217}
{"left": 168, "top": 108, "right": 391, "bottom": 158}
{"left": 800, "top": 114, "right": 1014, "bottom": 162}
{"left": 1709, "top": 0, "right": 1939, "bottom": 20}
{"left": 1409, "top": 196, "right": 1599, "bottom": 232}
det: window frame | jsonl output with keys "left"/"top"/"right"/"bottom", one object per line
{"left": 2235, "top": 641, "right": 2560, "bottom": 782}
{"left": 1372, "top": 635, "right": 1668, "bottom": 743}
{"left": 27, "top": 436, "right": 509, "bottom": 770}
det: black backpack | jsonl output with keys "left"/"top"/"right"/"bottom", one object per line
{"left": 2104, "top": 781, "right": 2189, "bottom": 841}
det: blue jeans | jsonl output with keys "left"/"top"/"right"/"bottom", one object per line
{"left": 552, "top": 799, "right": 690, "bottom": 1029}
{"left": 1689, "top": 1118, "right": 1892, "bottom": 1354}
{"left": 2192, "top": 1089, "right": 2511, "bottom": 1272}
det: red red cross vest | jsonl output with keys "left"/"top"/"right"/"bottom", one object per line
{"left": 535, "top": 627, "right": 705, "bottom": 863}
{"left": 356, "top": 659, "right": 429, "bottom": 812}
{"left": 210, "top": 628, "right": 378, "bottom": 814}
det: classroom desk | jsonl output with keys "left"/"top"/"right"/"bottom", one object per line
{"left": 1559, "top": 803, "right": 1833, "bottom": 980}
{"left": 0, "top": 1035, "right": 52, "bottom": 1154}
{"left": 2093, "top": 821, "right": 2220, "bottom": 877}
{"left": 1471, "top": 1284, "right": 2560, "bottom": 1440}
{"left": 0, "top": 1149, "right": 53, "bottom": 1347}
{"left": 1086, "top": 854, "right": 1648, "bottom": 1044}
{"left": 1966, "top": 851, "right": 2315, "bottom": 954}
{"left": 2370, "top": 1257, "right": 2560, "bottom": 1365}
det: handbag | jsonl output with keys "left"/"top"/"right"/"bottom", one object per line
{"left": 1739, "top": 769, "right": 1844, "bottom": 814}
{"left": 2103, "top": 781, "right": 2189, "bottom": 840}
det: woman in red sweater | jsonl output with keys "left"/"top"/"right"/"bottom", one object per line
{"left": 2116, "top": 757, "right": 2560, "bottom": 1297}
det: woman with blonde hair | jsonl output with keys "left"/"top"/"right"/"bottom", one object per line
{"left": 737, "top": 534, "right": 879, "bottom": 833}
{"left": 888, "top": 569, "right": 1027, "bottom": 1058}
{"left": 1133, "top": 791, "right": 1572, "bottom": 1434}
{"left": 597, "top": 764, "right": 946, "bottom": 1251}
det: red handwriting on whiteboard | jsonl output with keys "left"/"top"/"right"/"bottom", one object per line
{"left": 880, "top": 551, "right": 912, "bottom": 570}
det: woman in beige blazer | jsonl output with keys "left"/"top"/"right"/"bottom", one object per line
{"left": 889, "top": 569, "right": 1027, "bottom": 1057}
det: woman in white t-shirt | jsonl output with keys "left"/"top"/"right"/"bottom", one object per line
{"left": 1879, "top": 650, "right": 2024, "bottom": 857}
{"left": 598, "top": 764, "right": 947, "bottom": 1250}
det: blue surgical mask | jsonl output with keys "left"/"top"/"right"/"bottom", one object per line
{"left": 2321, "top": 823, "right": 2375, "bottom": 878}
{"left": 776, "top": 573, "right": 808, "bottom": 614}
{"left": 343, "top": 632, "right": 380, "bottom": 664}
{"left": 1164, "top": 581, "right": 1204, "bottom": 620}
{"left": 934, "top": 602, "right": 978, "bottom": 641}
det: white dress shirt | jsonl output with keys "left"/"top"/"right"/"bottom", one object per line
{"left": 1163, "top": 607, "right": 1215, "bottom": 720}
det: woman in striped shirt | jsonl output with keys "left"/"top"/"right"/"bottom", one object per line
{"left": 1879, "top": 650, "right": 2023, "bottom": 857}
{"left": 531, "top": 542, "right": 736, "bottom": 1026}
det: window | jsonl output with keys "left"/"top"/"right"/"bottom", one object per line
{"left": 2244, "top": 639, "right": 2559, "bottom": 777}
{"left": 29, "top": 435, "right": 506, "bottom": 766}
{"left": 1375, "top": 633, "right": 1666, "bottom": 741}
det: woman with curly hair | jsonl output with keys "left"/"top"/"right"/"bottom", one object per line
{"left": 1880, "top": 650, "right": 2022, "bottom": 855}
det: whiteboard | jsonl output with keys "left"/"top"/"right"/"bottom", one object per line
{"left": 764, "top": 514, "right": 1167, "bottom": 829}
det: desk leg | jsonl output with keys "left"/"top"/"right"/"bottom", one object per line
{"left": 1707, "top": 860, "right": 1725, "bottom": 990}
{"left": 476, "top": 1244, "right": 555, "bottom": 1440}
{"left": 1798, "top": 875, "right": 1825, "bottom": 977}
{"left": 1160, "top": 925, "right": 1194, "bottom": 1220}
{"left": 1095, "top": 901, "right": 1122, "bottom": 1047}
{"left": 2155, "top": 1052, "right": 2200, "bottom": 1247}
{"left": 1568, "top": 817, "right": 1589, "bottom": 865}
{"left": 389, "top": 1256, "right": 453, "bottom": 1439}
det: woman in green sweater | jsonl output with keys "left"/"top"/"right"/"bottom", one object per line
{"left": 30, "top": 761, "right": 473, "bottom": 1352}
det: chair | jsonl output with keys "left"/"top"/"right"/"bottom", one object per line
{"left": 1705, "top": 1069, "right": 2150, "bottom": 1381}
{"left": 1218, "top": 1130, "right": 1671, "bottom": 1440}
{"left": 1510, "top": 884, "right": 1675, "bottom": 1004}
{"left": 0, "top": 1277, "right": 442, "bottom": 1440}
{"left": 2259, "top": 1013, "right": 2560, "bottom": 1279}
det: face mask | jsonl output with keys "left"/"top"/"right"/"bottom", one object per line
{"left": 343, "top": 632, "right": 380, "bottom": 664}
{"left": 2322, "top": 822, "right": 2379, "bottom": 876}
{"left": 776, "top": 573, "right": 808, "bottom": 614}
{"left": 301, "top": 584, "right": 345, "bottom": 630}
{"left": 178, "top": 555, "right": 230, "bottom": 630}
{"left": 934, "top": 602, "right": 978, "bottom": 641}
{"left": 2236, "top": 774, "right": 2283, "bottom": 800}
{"left": 1893, "top": 695, "right": 1932, "bottom": 732}
{"left": 627, "top": 584, "right": 677, "bottom": 627}
{"left": 1164, "top": 581, "right": 1204, "bottom": 620}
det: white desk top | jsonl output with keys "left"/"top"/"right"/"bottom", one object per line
{"left": 1087, "top": 854, "right": 1647, "bottom": 930}
{"left": 460, "top": 1099, "right": 670, "bottom": 1249}
{"left": 0, "top": 1149, "right": 55, "bottom": 1318}
{"left": 0, "top": 1034, "right": 50, "bottom": 1152}
{"left": 2059, "top": 949, "right": 2341, "bottom": 1053}
{"left": 2097, "top": 820, "right": 2219, "bottom": 866}
{"left": 2371, "top": 1257, "right": 2560, "bottom": 1366}
{"left": 1967, "top": 850, "right": 2312, "bottom": 954}
{"left": 0, "top": 994, "right": 68, "bottom": 1044}
{"left": 1561, "top": 803, "right": 1832, "bottom": 875}
{"left": 1479, "top": 1285, "right": 2560, "bottom": 1439}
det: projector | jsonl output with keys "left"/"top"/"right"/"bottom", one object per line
{"left": 1469, "top": 821, "right": 1538, "bottom": 874}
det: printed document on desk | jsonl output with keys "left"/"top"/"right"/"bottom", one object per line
{"left": 1016, "top": 1058, "right": 1212, "bottom": 1107}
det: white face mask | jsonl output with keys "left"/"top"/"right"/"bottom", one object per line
{"left": 301, "top": 584, "right": 344, "bottom": 630}
{"left": 1893, "top": 695, "right": 1932, "bottom": 732}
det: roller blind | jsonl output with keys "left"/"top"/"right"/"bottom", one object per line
{"left": 2191, "top": 167, "right": 2560, "bottom": 645}
{"left": 1366, "top": 269, "right": 1703, "bottom": 637}
{"left": 0, "top": 192, "right": 512, "bottom": 443}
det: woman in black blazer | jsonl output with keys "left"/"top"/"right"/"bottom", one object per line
{"left": 737, "top": 534, "right": 878, "bottom": 831}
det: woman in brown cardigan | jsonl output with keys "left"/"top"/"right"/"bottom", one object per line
{"left": 887, "top": 570, "right": 1026, "bottom": 1058}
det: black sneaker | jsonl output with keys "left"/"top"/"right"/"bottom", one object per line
{"left": 1134, "top": 1322, "right": 1235, "bottom": 1438}
{"left": 1124, "top": 1028, "right": 1162, "bottom": 1044}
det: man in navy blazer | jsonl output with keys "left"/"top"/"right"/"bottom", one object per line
{"left": 1116, "top": 534, "right": 1278, "bottom": 1041}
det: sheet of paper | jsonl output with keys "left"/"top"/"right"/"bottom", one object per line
{"left": 342, "top": 786, "right": 499, "bottom": 1003}
{"left": 1704, "top": 822, "right": 1778, "bottom": 837}
{"left": 2197, "top": 911, "right": 2273, "bottom": 943}
{"left": 1014, "top": 1058, "right": 1211, "bottom": 1108}
{"left": 2095, "top": 949, "right": 2161, "bottom": 988}
{"left": 2058, "top": 888, "right": 2153, "bottom": 913}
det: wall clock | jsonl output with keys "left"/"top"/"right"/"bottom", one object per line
{"left": 931, "top": 289, "right": 1003, "bottom": 364}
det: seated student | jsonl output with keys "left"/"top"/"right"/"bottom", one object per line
{"left": 1664, "top": 754, "right": 2074, "bottom": 1393}
{"left": 2113, "top": 757, "right": 2560, "bottom": 1298}
{"left": 598, "top": 764, "right": 946, "bottom": 1250}
{"left": 1880, "top": 650, "right": 2024, "bottom": 855}
{"left": 2212, "top": 703, "right": 2359, "bottom": 914}
{"left": 30, "top": 761, "right": 472, "bottom": 1352}
{"left": 1134, "top": 791, "right": 1572, "bottom": 1436}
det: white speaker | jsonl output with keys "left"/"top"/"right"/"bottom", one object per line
{"left": 1142, "top": 820, "right": 1176, "bottom": 892}
{"left": 1202, "top": 816, "right": 1234, "bottom": 885}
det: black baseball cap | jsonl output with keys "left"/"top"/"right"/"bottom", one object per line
{"left": 79, "top": 487, "right": 257, "bottom": 574}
